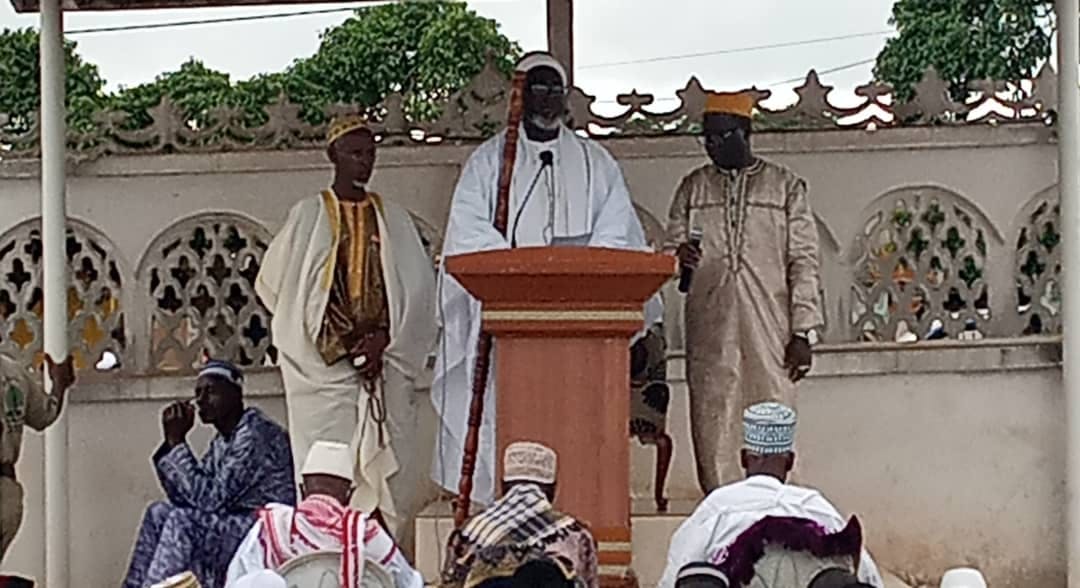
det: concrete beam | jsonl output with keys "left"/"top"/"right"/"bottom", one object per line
{"left": 547, "top": 0, "right": 573, "bottom": 85}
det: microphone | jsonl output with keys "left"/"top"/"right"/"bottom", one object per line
{"left": 678, "top": 227, "right": 703, "bottom": 293}
{"left": 510, "top": 150, "right": 554, "bottom": 248}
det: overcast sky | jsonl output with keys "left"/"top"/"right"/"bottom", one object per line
{"left": 1, "top": 0, "right": 898, "bottom": 110}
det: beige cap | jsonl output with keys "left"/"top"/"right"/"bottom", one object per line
{"left": 301, "top": 440, "right": 354, "bottom": 481}
{"left": 503, "top": 441, "right": 557, "bottom": 484}
{"left": 150, "top": 572, "right": 200, "bottom": 588}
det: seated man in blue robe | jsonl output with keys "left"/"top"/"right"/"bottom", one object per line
{"left": 123, "top": 360, "right": 296, "bottom": 588}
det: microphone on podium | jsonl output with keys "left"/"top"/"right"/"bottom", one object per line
{"left": 510, "top": 150, "right": 554, "bottom": 248}
{"left": 678, "top": 227, "right": 703, "bottom": 293}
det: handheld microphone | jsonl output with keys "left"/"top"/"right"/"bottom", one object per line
{"left": 678, "top": 227, "right": 703, "bottom": 293}
{"left": 510, "top": 150, "right": 554, "bottom": 248}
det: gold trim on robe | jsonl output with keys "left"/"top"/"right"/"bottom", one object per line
{"left": 316, "top": 194, "right": 391, "bottom": 366}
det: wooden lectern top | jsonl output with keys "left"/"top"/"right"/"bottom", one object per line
{"left": 445, "top": 246, "right": 675, "bottom": 309}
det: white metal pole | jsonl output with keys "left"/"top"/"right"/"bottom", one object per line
{"left": 1059, "top": 1, "right": 1080, "bottom": 587}
{"left": 39, "top": 0, "right": 69, "bottom": 586}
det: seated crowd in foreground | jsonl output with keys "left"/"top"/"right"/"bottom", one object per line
{"left": 112, "top": 355, "right": 884, "bottom": 588}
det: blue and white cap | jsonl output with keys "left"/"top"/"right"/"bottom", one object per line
{"left": 198, "top": 359, "right": 244, "bottom": 388}
{"left": 743, "top": 402, "right": 796, "bottom": 455}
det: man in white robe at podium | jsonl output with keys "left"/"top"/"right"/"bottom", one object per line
{"left": 432, "top": 51, "right": 663, "bottom": 506}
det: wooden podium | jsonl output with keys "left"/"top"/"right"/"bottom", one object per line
{"left": 446, "top": 246, "right": 675, "bottom": 585}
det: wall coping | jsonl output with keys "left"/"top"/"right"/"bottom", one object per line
{"left": 73, "top": 336, "right": 1061, "bottom": 403}
{"left": 0, "top": 123, "right": 1053, "bottom": 180}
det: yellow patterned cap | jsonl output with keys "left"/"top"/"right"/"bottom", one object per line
{"left": 326, "top": 114, "right": 370, "bottom": 147}
{"left": 704, "top": 91, "right": 755, "bottom": 119}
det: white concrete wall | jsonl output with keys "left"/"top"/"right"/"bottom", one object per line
{"left": 0, "top": 124, "right": 1065, "bottom": 586}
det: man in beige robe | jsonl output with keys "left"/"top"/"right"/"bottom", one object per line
{"left": 255, "top": 115, "right": 439, "bottom": 553}
{"left": 664, "top": 91, "right": 822, "bottom": 494}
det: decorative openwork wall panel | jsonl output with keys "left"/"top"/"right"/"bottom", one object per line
{"left": 141, "top": 214, "right": 273, "bottom": 373}
{"left": 0, "top": 58, "right": 1061, "bottom": 161}
{"left": 0, "top": 220, "right": 126, "bottom": 371}
{"left": 850, "top": 188, "right": 996, "bottom": 343}
{"left": 1015, "top": 189, "right": 1062, "bottom": 336}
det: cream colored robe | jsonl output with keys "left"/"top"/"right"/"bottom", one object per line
{"left": 255, "top": 191, "right": 438, "bottom": 548}
{"left": 664, "top": 159, "right": 822, "bottom": 493}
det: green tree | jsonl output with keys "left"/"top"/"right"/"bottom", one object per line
{"left": 108, "top": 59, "right": 238, "bottom": 129}
{"left": 874, "top": 0, "right": 1054, "bottom": 102}
{"left": 282, "top": 1, "right": 521, "bottom": 122}
{"left": 0, "top": 28, "right": 108, "bottom": 134}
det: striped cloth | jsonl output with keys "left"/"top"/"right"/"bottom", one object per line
{"left": 442, "top": 484, "right": 584, "bottom": 587}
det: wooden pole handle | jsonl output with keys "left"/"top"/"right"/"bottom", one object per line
{"left": 453, "top": 71, "right": 527, "bottom": 529}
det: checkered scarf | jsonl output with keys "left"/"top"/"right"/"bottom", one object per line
{"left": 460, "top": 484, "right": 577, "bottom": 550}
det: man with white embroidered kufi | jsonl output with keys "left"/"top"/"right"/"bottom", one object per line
{"left": 659, "top": 403, "right": 883, "bottom": 588}
{"left": 432, "top": 51, "right": 664, "bottom": 507}
{"left": 255, "top": 115, "right": 439, "bottom": 553}
{"left": 442, "top": 441, "right": 599, "bottom": 588}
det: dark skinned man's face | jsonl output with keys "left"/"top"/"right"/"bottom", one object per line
{"left": 328, "top": 128, "right": 377, "bottom": 187}
{"left": 194, "top": 376, "right": 241, "bottom": 425}
{"left": 523, "top": 66, "right": 567, "bottom": 129}
{"left": 703, "top": 112, "right": 752, "bottom": 170}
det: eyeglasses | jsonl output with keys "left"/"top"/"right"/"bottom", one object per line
{"left": 528, "top": 84, "right": 568, "bottom": 98}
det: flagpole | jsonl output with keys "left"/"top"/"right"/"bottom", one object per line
{"left": 39, "top": 0, "right": 70, "bottom": 586}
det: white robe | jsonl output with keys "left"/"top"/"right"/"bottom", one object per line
{"left": 255, "top": 191, "right": 439, "bottom": 542}
{"left": 658, "top": 475, "right": 883, "bottom": 588}
{"left": 224, "top": 503, "right": 423, "bottom": 588}
{"left": 431, "top": 125, "right": 664, "bottom": 505}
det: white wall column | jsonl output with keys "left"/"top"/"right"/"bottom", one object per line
{"left": 39, "top": 0, "right": 69, "bottom": 586}
{"left": 1059, "top": 1, "right": 1080, "bottom": 586}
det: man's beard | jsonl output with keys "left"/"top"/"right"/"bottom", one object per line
{"left": 528, "top": 113, "right": 563, "bottom": 131}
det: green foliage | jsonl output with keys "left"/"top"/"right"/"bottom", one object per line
{"left": 282, "top": 2, "right": 521, "bottom": 123}
{"left": 874, "top": 0, "right": 1054, "bottom": 102}
{"left": 108, "top": 59, "right": 237, "bottom": 129}
{"left": 0, "top": 28, "right": 108, "bottom": 134}
{"left": 2, "top": 1, "right": 520, "bottom": 136}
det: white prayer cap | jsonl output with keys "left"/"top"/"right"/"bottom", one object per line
{"left": 233, "top": 571, "right": 287, "bottom": 588}
{"left": 301, "top": 440, "right": 354, "bottom": 481}
{"left": 515, "top": 51, "right": 568, "bottom": 86}
{"left": 503, "top": 441, "right": 558, "bottom": 484}
{"left": 939, "top": 568, "right": 987, "bottom": 588}
{"left": 743, "top": 402, "right": 797, "bottom": 455}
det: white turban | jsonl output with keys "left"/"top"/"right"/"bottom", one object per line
{"left": 515, "top": 52, "right": 568, "bottom": 85}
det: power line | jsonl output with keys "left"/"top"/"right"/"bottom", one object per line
{"left": 768, "top": 57, "right": 877, "bottom": 85}
{"left": 577, "top": 30, "right": 890, "bottom": 70}
{"left": 66, "top": 6, "right": 362, "bottom": 35}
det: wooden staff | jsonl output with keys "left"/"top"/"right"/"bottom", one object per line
{"left": 453, "top": 71, "right": 527, "bottom": 529}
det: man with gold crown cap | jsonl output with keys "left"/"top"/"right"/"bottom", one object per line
{"left": 442, "top": 441, "right": 598, "bottom": 588}
{"left": 659, "top": 403, "right": 881, "bottom": 588}
{"left": 432, "top": 50, "right": 663, "bottom": 507}
{"left": 255, "top": 115, "right": 439, "bottom": 553}
{"left": 225, "top": 440, "right": 422, "bottom": 588}
{"left": 664, "top": 91, "right": 822, "bottom": 493}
